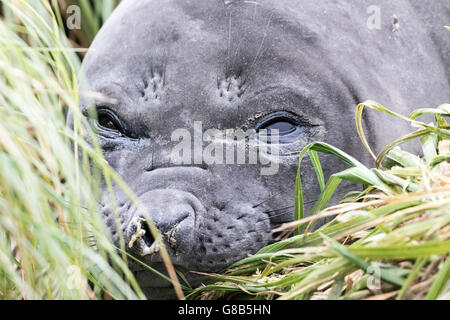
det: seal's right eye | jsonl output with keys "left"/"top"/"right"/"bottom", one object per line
{"left": 99, "top": 113, "right": 119, "bottom": 131}
{"left": 95, "top": 109, "right": 124, "bottom": 136}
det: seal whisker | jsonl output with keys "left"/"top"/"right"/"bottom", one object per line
{"left": 259, "top": 210, "right": 294, "bottom": 223}
{"left": 252, "top": 191, "right": 285, "bottom": 208}
{"left": 263, "top": 205, "right": 295, "bottom": 215}
{"left": 226, "top": 8, "right": 233, "bottom": 75}
{"left": 242, "top": 10, "right": 274, "bottom": 84}
{"left": 271, "top": 222, "right": 295, "bottom": 231}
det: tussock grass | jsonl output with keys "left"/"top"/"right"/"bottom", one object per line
{"left": 50, "top": 0, "right": 121, "bottom": 50}
{"left": 0, "top": 0, "right": 185, "bottom": 300}
{"left": 0, "top": 0, "right": 143, "bottom": 300}
{"left": 188, "top": 102, "right": 450, "bottom": 300}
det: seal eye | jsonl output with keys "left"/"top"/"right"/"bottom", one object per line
{"left": 95, "top": 109, "right": 124, "bottom": 135}
{"left": 256, "top": 112, "right": 305, "bottom": 144}
{"left": 263, "top": 121, "right": 296, "bottom": 135}
{"left": 99, "top": 115, "right": 118, "bottom": 131}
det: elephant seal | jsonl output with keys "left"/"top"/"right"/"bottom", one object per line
{"left": 75, "top": 0, "right": 450, "bottom": 298}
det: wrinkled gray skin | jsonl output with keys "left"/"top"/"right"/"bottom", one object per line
{"left": 73, "top": 0, "right": 449, "bottom": 298}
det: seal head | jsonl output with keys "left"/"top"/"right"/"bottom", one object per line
{"left": 75, "top": 0, "right": 450, "bottom": 297}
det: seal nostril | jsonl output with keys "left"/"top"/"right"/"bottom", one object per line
{"left": 128, "top": 216, "right": 161, "bottom": 257}
{"left": 140, "top": 220, "right": 155, "bottom": 247}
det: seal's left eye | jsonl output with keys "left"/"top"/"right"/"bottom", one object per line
{"left": 256, "top": 112, "right": 305, "bottom": 144}
{"left": 263, "top": 121, "right": 296, "bottom": 136}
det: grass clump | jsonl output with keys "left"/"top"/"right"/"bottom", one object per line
{"left": 188, "top": 101, "right": 450, "bottom": 300}
{"left": 0, "top": 0, "right": 144, "bottom": 300}
{"left": 0, "top": 0, "right": 187, "bottom": 300}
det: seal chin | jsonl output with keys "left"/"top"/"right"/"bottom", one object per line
{"left": 133, "top": 263, "right": 204, "bottom": 287}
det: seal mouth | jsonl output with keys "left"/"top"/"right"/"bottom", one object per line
{"left": 122, "top": 188, "right": 272, "bottom": 286}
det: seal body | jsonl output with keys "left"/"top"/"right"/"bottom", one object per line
{"left": 75, "top": 0, "right": 450, "bottom": 298}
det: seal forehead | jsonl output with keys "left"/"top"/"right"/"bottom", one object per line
{"left": 81, "top": 0, "right": 327, "bottom": 123}
{"left": 80, "top": 0, "right": 449, "bottom": 141}
{"left": 82, "top": 0, "right": 321, "bottom": 78}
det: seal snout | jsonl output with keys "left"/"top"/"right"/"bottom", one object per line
{"left": 123, "top": 189, "right": 201, "bottom": 258}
